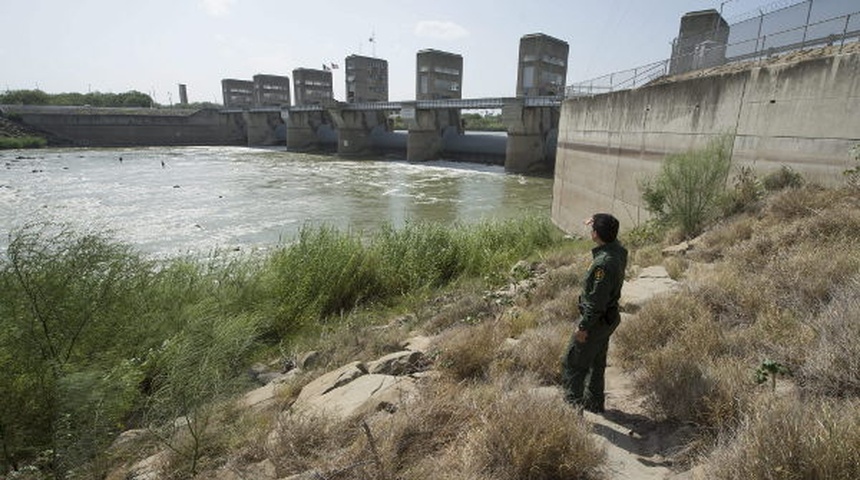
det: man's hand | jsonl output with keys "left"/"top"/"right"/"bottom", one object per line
{"left": 575, "top": 329, "right": 588, "bottom": 343}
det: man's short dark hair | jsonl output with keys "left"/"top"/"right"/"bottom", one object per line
{"left": 592, "top": 213, "right": 619, "bottom": 243}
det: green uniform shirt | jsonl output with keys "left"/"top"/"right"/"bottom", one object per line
{"left": 579, "top": 240, "right": 628, "bottom": 332}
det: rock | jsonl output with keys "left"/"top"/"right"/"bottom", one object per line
{"left": 109, "top": 428, "right": 149, "bottom": 449}
{"left": 662, "top": 241, "right": 690, "bottom": 256}
{"left": 620, "top": 266, "right": 679, "bottom": 312}
{"left": 402, "top": 335, "right": 434, "bottom": 353}
{"left": 295, "top": 361, "right": 367, "bottom": 404}
{"left": 240, "top": 381, "right": 291, "bottom": 409}
{"left": 126, "top": 450, "right": 171, "bottom": 480}
{"left": 294, "top": 374, "right": 419, "bottom": 420}
{"left": 297, "top": 350, "right": 321, "bottom": 370}
{"left": 367, "top": 350, "right": 427, "bottom": 375}
{"left": 257, "top": 370, "right": 300, "bottom": 385}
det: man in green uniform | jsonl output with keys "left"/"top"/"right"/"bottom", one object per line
{"left": 562, "top": 213, "right": 628, "bottom": 413}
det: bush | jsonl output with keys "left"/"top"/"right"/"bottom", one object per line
{"left": 261, "top": 217, "right": 559, "bottom": 338}
{"left": 762, "top": 165, "right": 804, "bottom": 191}
{"left": 721, "top": 165, "right": 764, "bottom": 215}
{"left": 639, "top": 135, "right": 733, "bottom": 238}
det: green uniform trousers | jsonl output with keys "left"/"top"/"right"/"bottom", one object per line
{"left": 562, "top": 311, "right": 620, "bottom": 410}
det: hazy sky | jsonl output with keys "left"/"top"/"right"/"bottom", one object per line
{"left": 1, "top": 0, "right": 800, "bottom": 105}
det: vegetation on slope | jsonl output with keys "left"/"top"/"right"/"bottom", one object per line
{"left": 0, "top": 216, "right": 560, "bottom": 478}
{"left": 2, "top": 141, "right": 859, "bottom": 479}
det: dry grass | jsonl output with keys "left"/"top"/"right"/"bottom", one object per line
{"left": 387, "top": 378, "right": 604, "bottom": 480}
{"left": 423, "top": 290, "right": 497, "bottom": 334}
{"left": 615, "top": 184, "right": 860, "bottom": 455}
{"left": 662, "top": 255, "right": 688, "bottom": 280}
{"left": 688, "top": 214, "right": 756, "bottom": 263}
{"left": 523, "top": 264, "right": 582, "bottom": 308}
{"left": 493, "top": 321, "right": 570, "bottom": 385}
{"left": 265, "top": 410, "right": 356, "bottom": 476}
{"left": 278, "top": 377, "right": 605, "bottom": 480}
{"left": 708, "top": 396, "right": 860, "bottom": 480}
{"left": 631, "top": 243, "right": 664, "bottom": 269}
{"left": 614, "top": 292, "right": 712, "bottom": 370}
{"left": 457, "top": 386, "right": 604, "bottom": 480}
{"left": 434, "top": 320, "right": 505, "bottom": 381}
{"left": 637, "top": 343, "right": 751, "bottom": 430}
{"left": 797, "top": 276, "right": 860, "bottom": 398}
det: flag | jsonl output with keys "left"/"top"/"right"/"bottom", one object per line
{"left": 330, "top": 63, "right": 339, "bottom": 69}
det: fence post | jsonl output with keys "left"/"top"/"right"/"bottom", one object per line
{"left": 801, "top": 0, "right": 813, "bottom": 48}
{"left": 755, "top": 10, "right": 765, "bottom": 57}
{"left": 841, "top": 14, "right": 851, "bottom": 51}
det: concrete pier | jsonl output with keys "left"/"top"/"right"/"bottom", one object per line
{"left": 327, "top": 104, "right": 390, "bottom": 156}
{"left": 243, "top": 111, "right": 283, "bottom": 147}
{"left": 402, "top": 102, "right": 462, "bottom": 161}
{"left": 502, "top": 98, "right": 559, "bottom": 173}
{"left": 285, "top": 109, "right": 329, "bottom": 151}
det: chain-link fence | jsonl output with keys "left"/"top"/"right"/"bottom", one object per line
{"left": 566, "top": 0, "right": 860, "bottom": 97}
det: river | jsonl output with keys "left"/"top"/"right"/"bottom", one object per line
{"left": 1, "top": 146, "right": 553, "bottom": 258}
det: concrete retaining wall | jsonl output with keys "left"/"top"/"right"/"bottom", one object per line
{"left": 552, "top": 49, "right": 860, "bottom": 235}
{"left": 2, "top": 107, "right": 251, "bottom": 147}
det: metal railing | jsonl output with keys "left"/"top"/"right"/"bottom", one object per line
{"left": 566, "top": 0, "right": 860, "bottom": 98}
{"left": 565, "top": 60, "right": 669, "bottom": 98}
{"left": 276, "top": 96, "right": 563, "bottom": 114}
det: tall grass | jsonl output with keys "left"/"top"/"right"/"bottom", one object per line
{"left": 261, "top": 216, "right": 558, "bottom": 338}
{"left": 0, "top": 215, "right": 559, "bottom": 475}
{"left": 0, "top": 136, "right": 47, "bottom": 149}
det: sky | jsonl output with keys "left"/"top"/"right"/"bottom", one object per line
{"left": 0, "top": 0, "right": 824, "bottom": 105}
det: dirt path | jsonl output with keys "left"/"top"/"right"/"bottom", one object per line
{"left": 586, "top": 365, "right": 689, "bottom": 479}
{"left": 581, "top": 265, "right": 698, "bottom": 479}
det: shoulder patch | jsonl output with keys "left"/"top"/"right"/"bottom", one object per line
{"left": 594, "top": 267, "right": 605, "bottom": 282}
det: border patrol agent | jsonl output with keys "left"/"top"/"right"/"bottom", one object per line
{"left": 562, "top": 213, "right": 628, "bottom": 413}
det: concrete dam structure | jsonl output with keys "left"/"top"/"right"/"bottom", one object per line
{"left": 551, "top": 44, "right": 860, "bottom": 236}
{"left": 0, "top": 106, "right": 285, "bottom": 148}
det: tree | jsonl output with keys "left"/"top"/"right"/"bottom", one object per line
{"left": 0, "top": 224, "right": 156, "bottom": 476}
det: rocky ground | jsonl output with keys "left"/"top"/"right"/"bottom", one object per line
{"left": 112, "top": 260, "right": 696, "bottom": 480}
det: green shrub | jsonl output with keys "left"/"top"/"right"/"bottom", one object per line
{"left": 639, "top": 135, "right": 733, "bottom": 238}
